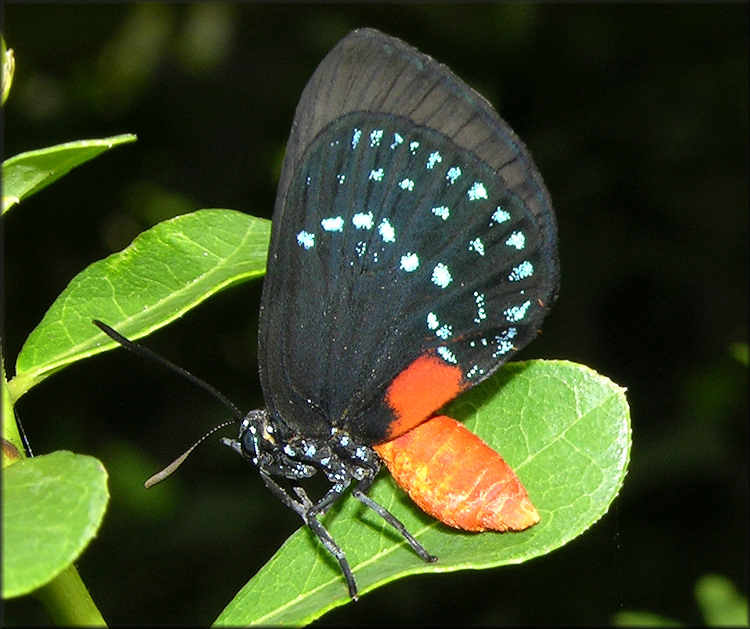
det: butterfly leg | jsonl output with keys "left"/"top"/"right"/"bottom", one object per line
{"left": 258, "top": 471, "right": 360, "bottom": 599}
{"left": 352, "top": 476, "right": 437, "bottom": 564}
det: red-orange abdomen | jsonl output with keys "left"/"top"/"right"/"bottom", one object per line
{"left": 374, "top": 415, "right": 539, "bottom": 532}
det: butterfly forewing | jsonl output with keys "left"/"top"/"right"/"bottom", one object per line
{"left": 260, "top": 29, "right": 558, "bottom": 445}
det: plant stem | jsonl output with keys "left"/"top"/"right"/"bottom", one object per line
{"left": 33, "top": 564, "right": 107, "bottom": 627}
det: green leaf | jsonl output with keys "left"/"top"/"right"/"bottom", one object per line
{"left": 2, "top": 451, "right": 109, "bottom": 598}
{"left": 695, "top": 574, "right": 748, "bottom": 626}
{"left": 2, "top": 36, "right": 14, "bottom": 105}
{"left": 2, "top": 134, "right": 137, "bottom": 214}
{"left": 612, "top": 611, "right": 684, "bottom": 627}
{"left": 214, "top": 360, "right": 631, "bottom": 625}
{"left": 9, "top": 209, "right": 271, "bottom": 400}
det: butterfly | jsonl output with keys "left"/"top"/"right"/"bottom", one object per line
{"left": 96, "top": 27, "right": 558, "bottom": 601}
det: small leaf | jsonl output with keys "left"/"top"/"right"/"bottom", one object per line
{"left": 9, "top": 209, "right": 271, "bottom": 399}
{"left": 214, "top": 360, "right": 631, "bottom": 625}
{"left": 2, "top": 134, "right": 137, "bottom": 214}
{"left": 2, "top": 451, "right": 109, "bottom": 598}
{"left": 695, "top": 574, "right": 748, "bottom": 626}
{"left": 2, "top": 36, "right": 14, "bottom": 105}
{"left": 612, "top": 611, "right": 684, "bottom": 627}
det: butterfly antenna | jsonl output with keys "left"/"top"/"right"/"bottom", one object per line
{"left": 92, "top": 320, "right": 246, "bottom": 486}
{"left": 93, "top": 320, "right": 245, "bottom": 422}
{"left": 144, "top": 419, "right": 236, "bottom": 488}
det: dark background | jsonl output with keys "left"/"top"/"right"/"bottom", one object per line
{"left": 3, "top": 4, "right": 747, "bottom": 626}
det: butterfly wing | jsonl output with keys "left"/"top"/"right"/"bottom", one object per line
{"left": 259, "top": 29, "right": 559, "bottom": 444}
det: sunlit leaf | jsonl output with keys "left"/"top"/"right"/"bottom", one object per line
{"left": 2, "top": 134, "right": 137, "bottom": 214}
{"left": 2, "top": 452, "right": 109, "bottom": 599}
{"left": 9, "top": 209, "right": 270, "bottom": 399}
{"left": 215, "top": 360, "right": 631, "bottom": 625}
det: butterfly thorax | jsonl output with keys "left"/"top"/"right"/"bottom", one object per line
{"left": 223, "top": 409, "right": 381, "bottom": 485}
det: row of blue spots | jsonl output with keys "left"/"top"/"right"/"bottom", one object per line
{"left": 316, "top": 126, "right": 510, "bottom": 258}
{"left": 299, "top": 223, "right": 531, "bottom": 295}
{"left": 299, "top": 220, "right": 476, "bottom": 294}
{"left": 343, "top": 127, "right": 500, "bottom": 213}
{"left": 297, "top": 216, "right": 529, "bottom": 280}
{"left": 351, "top": 127, "right": 422, "bottom": 155}
{"left": 348, "top": 126, "right": 471, "bottom": 187}
{"left": 314, "top": 212, "right": 380, "bottom": 233}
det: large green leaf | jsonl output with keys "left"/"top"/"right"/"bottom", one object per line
{"left": 2, "top": 134, "right": 137, "bottom": 214}
{"left": 9, "top": 209, "right": 271, "bottom": 400}
{"left": 214, "top": 359, "right": 631, "bottom": 625}
{"left": 2, "top": 451, "right": 109, "bottom": 598}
